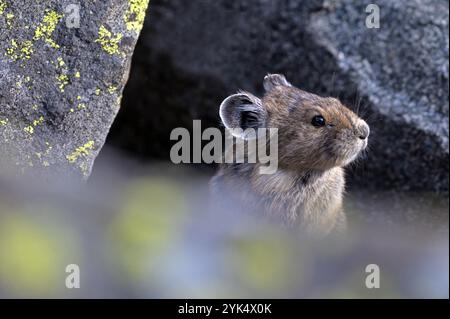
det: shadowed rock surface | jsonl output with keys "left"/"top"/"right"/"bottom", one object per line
{"left": 109, "top": 0, "right": 449, "bottom": 192}
{"left": 0, "top": 0, "right": 150, "bottom": 179}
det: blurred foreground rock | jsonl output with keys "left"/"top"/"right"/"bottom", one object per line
{"left": 0, "top": 156, "right": 448, "bottom": 298}
{"left": 0, "top": 0, "right": 150, "bottom": 178}
{"left": 109, "top": 0, "right": 449, "bottom": 192}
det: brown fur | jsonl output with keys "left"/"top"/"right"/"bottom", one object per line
{"left": 211, "top": 74, "right": 369, "bottom": 235}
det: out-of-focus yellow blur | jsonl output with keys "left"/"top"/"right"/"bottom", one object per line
{"left": 0, "top": 212, "right": 79, "bottom": 297}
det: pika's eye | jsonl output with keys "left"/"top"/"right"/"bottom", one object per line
{"left": 311, "top": 115, "right": 326, "bottom": 127}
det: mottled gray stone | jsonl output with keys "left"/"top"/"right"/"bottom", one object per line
{"left": 0, "top": 0, "right": 149, "bottom": 178}
{"left": 110, "top": 0, "right": 448, "bottom": 192}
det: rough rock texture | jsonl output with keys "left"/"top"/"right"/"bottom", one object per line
{"left": 109, "top": 0, "right": 449, "bottom": 192}
{"left": 0, "top": 0, "right": 150, "bottom": 178}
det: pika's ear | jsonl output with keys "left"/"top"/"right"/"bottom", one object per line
{"left": 219, "top": 92, "right": 266, "bottom": 138}
{"left": 263, "top": 73, "right": 292, "bottom": 92}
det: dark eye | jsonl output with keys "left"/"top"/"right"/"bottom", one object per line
{"left": 311, "top": 115, "right": 326, "bottom": 127}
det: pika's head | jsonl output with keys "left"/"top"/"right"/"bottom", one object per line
{"left": 219, "top": 74, "right": 369, "bottom": 170}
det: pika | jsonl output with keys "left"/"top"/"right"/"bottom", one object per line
{"left": 210, "top": 74, "right": 369, "bottom": 235}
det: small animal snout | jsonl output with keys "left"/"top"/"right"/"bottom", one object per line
{"left": 356, "top": 121, "right": 370, "bottom": 140}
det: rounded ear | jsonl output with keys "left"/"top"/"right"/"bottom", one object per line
{"left": 263, "top": 73, "right": 292, "bottom": 92}
{"left": 219, "top": 92, "right": 266, "bottom": 139}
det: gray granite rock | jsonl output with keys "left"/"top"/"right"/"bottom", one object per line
{"left": 0, "top": 0, "right": 150, "bottom": 179}
{"left": 110, "top": 0, "right": 448, "bottom": 192}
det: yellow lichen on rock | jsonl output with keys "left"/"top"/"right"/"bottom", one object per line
{"left": 0, "top": 1, "right": 7, "bottom": 15}
{"left": 20, "top": 40, "right": 34, "bottom": 59}
{"left": 107, "top": 85, "right": 117, "bottom": 94}
{"left": 5, "top": 10, "right": 63, "bottom": 62}
{"left": 124, "top": 0, "right": 150, "bottom": 32}
{"left": 56, "top": 73, "right": 69, "bottom": 92}
{"left": 55, "top": 57, "right": 69, "bottom": 92}
{"left": 66, "top": 141, "right": 95, "bottom": 163}
{"left": 32, "top": 116, "right": 44, "bottom": 126}
{"left": 57, "top": 57, "right": 65, "bottom": 67}
{"left": 5, "top": 39, "right": 34, "bottom": 61}
{"left": 33, "top": 10, "right": 63, "bottom": 49}
{"left": 5, "top": 12, "right": 13, "bottom": 27}
{"left": 95, "top": 25, "right": 123, "bottom": 55}
{"left": 23, "top": 116, "right": 44, "bottom": 135}
{"left": 23, "top": 125, "right": 34, "bottom": 135}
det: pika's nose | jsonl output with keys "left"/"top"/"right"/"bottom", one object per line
{"left": 357, "top": 121, "right": 370, "bottom": 140}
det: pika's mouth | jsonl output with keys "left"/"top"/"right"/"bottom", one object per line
{"left": 360, "top": 138, "right": 368, "bottom": 150}
{"left": 337, "top": 138, "right": 368, "bottom": 166}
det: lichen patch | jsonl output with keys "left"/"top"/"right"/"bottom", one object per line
{"left": 34, "top": 10, "right": 64, "bottom": 49}
{"left": 124, "top": 0, "right": 150, "bottom": 33}
{"left": 66, "top": 141, "right": 95, "bottom": 163}
{"left": 0, "top": 118, "right": 9, "bottom": 126}
{"left": 95, "top": 25, "right": 123, "bottom": 55}
{"left": 0, "top": 1, "right": 7, "bottom": 15}
{"left": 5, "top": 39, "right": 34, "bottom": 61}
